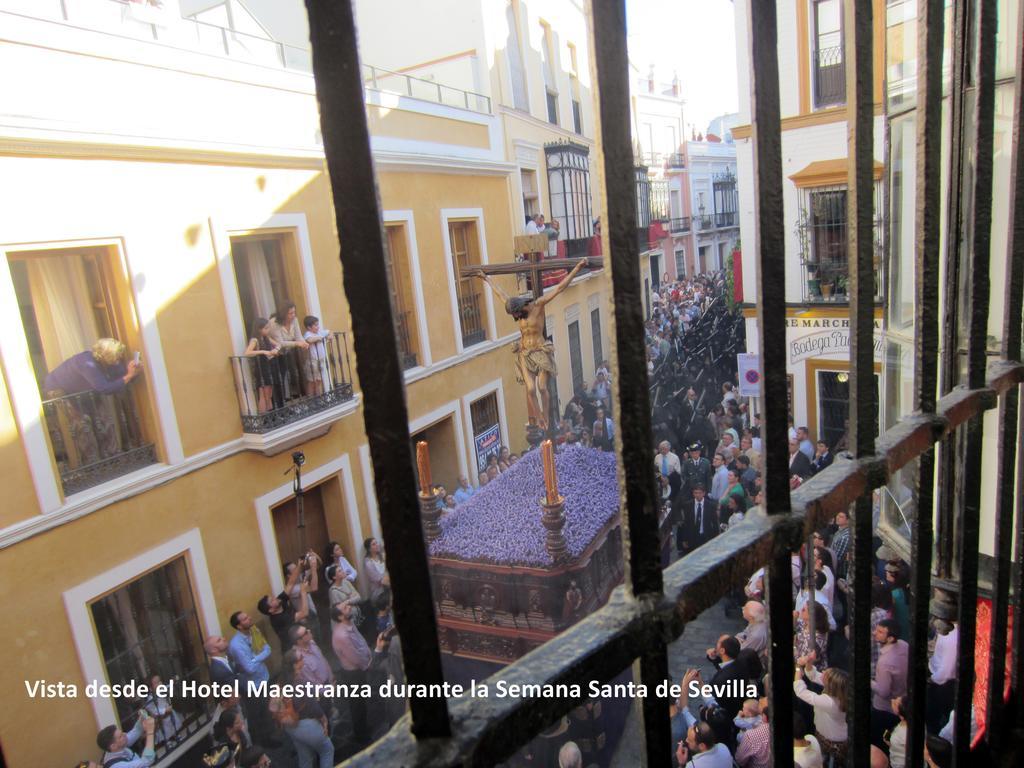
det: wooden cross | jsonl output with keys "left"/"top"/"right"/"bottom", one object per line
{"left": 458, "top": 235, "right": 602, "bottom": 444}
{"left": 457, "top": 234, "right": 602, "bottom": 301}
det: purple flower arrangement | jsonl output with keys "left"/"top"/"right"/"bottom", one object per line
{"left": 430, "top": 447, "right": 621, "bottom": 566}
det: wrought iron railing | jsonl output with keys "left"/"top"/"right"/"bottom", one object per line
{"left": 669, "top": 216, "right": 691, "bottom": 233}
{"left": 303, "top": 1, "right": 1024, "bottom": 767}
{"left": 693, "top": 213, "right": 714, "bottom": 230}
{"left": 813, "top": 44, "right": 846, "bottom": 108}
{"left": 362, "top": 64, "right": 491, "bottom": 114}
{"left": 713, "top": 211, "right": 738, "bottom": 228}
{"left": 42, "top": 389, "right": 157, "bottom": 495}
{"left": 228, "top": 331, "right": 354, "bottom": 434}
{"left": 458, "top": 292, "right": 487, "bottom": 347}
{"left": 666, "top": 152, "right": 686, "bottom": 168}
{"left": 395, "top": 311, "right": 419, "bottom": 370}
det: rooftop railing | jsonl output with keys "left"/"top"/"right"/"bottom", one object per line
{"left": 362, "top": 64, "right": 492, "bottom": 114}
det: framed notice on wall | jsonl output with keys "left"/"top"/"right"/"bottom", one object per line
{"left": 474, "top": 424, "right": 501, "bottom": 472}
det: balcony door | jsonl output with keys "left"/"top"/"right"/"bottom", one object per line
{"left": 8, "top": 245, "right": 157, "bottom": 495}
{"left": 812, "top": 0, "right": 846, "bottom": 107}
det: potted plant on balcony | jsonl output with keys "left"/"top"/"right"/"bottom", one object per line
{"left": 834, "top": 273, "right": 848, "bottom": 298}
{"left": 820, "top": 280, "right": 833, "bottom": 299}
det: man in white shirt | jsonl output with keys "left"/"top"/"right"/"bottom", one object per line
{"left": 655, "top": 441, "right": 682, "bottom": 481}
{"left": 926, "top": 620, "right": 959, "bottom": 733}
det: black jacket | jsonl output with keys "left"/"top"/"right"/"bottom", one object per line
{"left": 788, "top": 450, "right": 813, "bottom": 479}
{"left": 676, "top": 496, "right": 719, "bottom": 551}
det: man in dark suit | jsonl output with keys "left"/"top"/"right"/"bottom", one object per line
{"left": 787, "top": 438, "right": 813, "bottom": 479}
{"left": 700, "top": 635, "right": 748, "bottom": 717}
{"left": 811, "top": 440, "right": 834, "bottom": 475}
{"left": 204, "top": 634, "right": 238, "bottom": 691}
{"left": 675, "top": 484, "right": 719, "bottom": 555}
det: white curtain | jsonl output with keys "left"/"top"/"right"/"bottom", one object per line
{"left": 25, "top": 255, "right": 99, "bottom": 371}
{"left": 237, "top": 241, "right": 276, "bottom": 322}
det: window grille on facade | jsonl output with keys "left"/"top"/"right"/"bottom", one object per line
{"left": 591, "top": 306, "right": 603, "bottom": 370}
{"left": 90, "top": 557, "right": 211, "bottom": 762}
{"left": 544, "top": 140, "right": 594, "bottom": 256}
{"left": 302, "top": 0, "right": 1024, "bottom": 766}
{"left": 796, "top": 183, "right": 884, "bottom": 302}
{"left": 650, "top": 178, "right": 670, "bottom": 221}
{"left": 568, "top": 318, "right": 584, "bottom": 394}
{"left": 712, "top": 169, "right": 739, "bottom": 228}
{"left": 675, "top": 247, "right": 686, "bottom": 277}
{"left": 384, "top": 225, "right": 419, "bottom": 370}
{"left": 448, "top": 221, "right": 487, "bottom": 347}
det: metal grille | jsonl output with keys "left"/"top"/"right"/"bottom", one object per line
{"left": 90, "top": 557, "right": 211, "bottom": 761}
{"left": 303, "top": 1, "right": 1024, "bottom": 766}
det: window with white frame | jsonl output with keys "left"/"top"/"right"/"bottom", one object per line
{"left": 449, "top": 220, "right": 489, "bottom": 348}
{"left": 674, "top": 247, "right": 686, "bottom": 277}
{"left": 540, "top": 22, "right": 559, "bottom": 125}
{"left": 7, "top": 245, "right": 158, "bottom": 496}
{"left": 90, "top": 556, "right": 211, "bottom": 760}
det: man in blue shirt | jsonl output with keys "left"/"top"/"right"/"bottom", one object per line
{"left": 96, "top": 716, "right": 156, "bottom": 768}
{"left": 453, "top": 475, "right": 476, "bottom": 505}
{"left": 228, "top": 611, "right": 274, "bottom": 745}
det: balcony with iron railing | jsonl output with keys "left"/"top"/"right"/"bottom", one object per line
{"left": 458, "top": 291, "right": 487, "bottom": 348}
{"left": 666, "top": 153, "right": 686, "bottom": 169}
{"left": 395, "top": 311, "right": 419, "bottom": 370}
{"left": 669, "top": 216, "right": 691, "bottom": 233}
{"left": 813, "top": 45, "right": 847, "bottom": 108}
{"left": 713, "top": 211, "right": 738, "bottom": 228}
{"left": 42, "top": 388, "right": 158, "bottom": 496}
{"left": 228, "top": 332, "right": 354, "bottom": 437}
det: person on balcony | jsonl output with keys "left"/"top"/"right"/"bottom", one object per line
{"left": 269, "top": 301, "right": 309, "bottom": 401}
{"left": 96, "top": 716, "right": 156, "bottom": 768}
{"left": 43, "top": 338, "right": 144, "bottom": 468}
{"left": 244, "top": 318, "right": 280, "bottom": 414}
{"left": 302, "top": 315, "right": 332, "bottom": 396}
{"left": 44, "top": 337, "right": 142, "bottom": 397}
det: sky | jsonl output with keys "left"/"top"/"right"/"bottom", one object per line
{"left": 625, "top": 0, "right": 740, "bottom": 136}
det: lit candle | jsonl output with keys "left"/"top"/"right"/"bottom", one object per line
{"left": 541, "top": 439, "right": 559, "bottom": 504}
{"left": 416, "top": 441, "right": 431, "bottom": 494}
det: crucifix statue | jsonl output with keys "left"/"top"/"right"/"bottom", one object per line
{"left": 462, "top": 236, "right": 601, "bottom": 443}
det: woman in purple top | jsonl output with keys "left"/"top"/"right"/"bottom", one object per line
{"left": 43, "top": 338, "right": 143, "bottom": 467}
{"left": 43, "top": 338, "right": 142, "bottom": 396}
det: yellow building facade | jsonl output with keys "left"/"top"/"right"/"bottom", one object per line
{"left": 0, "top": 3, "right": 619, "bottom": 766}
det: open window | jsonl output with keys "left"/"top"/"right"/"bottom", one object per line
{"left": 8, "top": 245, "right": 158, "bottom": 495}
{"left": 90, "top": 556, "right": 212, "bottom": 761}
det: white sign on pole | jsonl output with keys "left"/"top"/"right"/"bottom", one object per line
{"left": 737, "top": 353, "right": 762, "bottom": 397}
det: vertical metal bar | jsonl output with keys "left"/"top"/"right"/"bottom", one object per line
{"left": 589, "top": 0, "right": 663, "bottom": 598}
{"left": 589, "top": 1, "right": 667, "bottom": 762}
{"left": 1007, "top": 0, "right": 1024, "bottom": 731}
{"left": 936, "top": 0, "right": 972, "bottom": 579}
{"left": 302, "top": 0, "right": 450, "bottom": 739}
{"left": 988, "top": 0, "right": 1024, "bottom": 744}
{"left": 907, "top": 2, "right": 945, "bottom": 764}
{"left": 845, "top": 2, "right": 876, "bottom": 764}
{"left": 746, "top": 0, "right": 794, "bottom": 762}
{"left": 953, "top": 0, "right": 998, "bottom": 762}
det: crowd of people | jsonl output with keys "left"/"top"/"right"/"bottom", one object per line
{"left": 82, "top": 538, "right": 399, "bottom": 768}
{"left": 645, "top": 275, "right": 964, "bottom": 768}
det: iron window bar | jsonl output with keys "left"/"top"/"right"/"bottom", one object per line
{"left": 300, "top": 1, "right": 1024, "bottom": 767}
